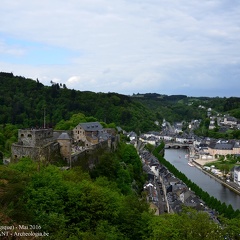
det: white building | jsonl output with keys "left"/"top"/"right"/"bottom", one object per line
{"left": 234, "top": 166, "right": 240, "bottom": 185}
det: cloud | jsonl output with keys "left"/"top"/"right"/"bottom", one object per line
{"left": 0, "top": 0, "right": 240, "bottom": 97}
{"left": 67, "top": 76, "right": 82, "bottom": 84}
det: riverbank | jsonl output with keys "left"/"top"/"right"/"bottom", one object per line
{"left": 193, "top": 158, "right": 217, "bottom": 166}
{"left": 192, "top": 159, "right": 240, "bottom": 196}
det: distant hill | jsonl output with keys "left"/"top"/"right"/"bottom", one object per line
{"left": 1, "top": 72, "right": 240, "bottom": 132}
{"left": 132, "top": 92, "right": 240, "bottom": 123}
{"left": 0, "top": 72, "right": 158, "bottom": 132}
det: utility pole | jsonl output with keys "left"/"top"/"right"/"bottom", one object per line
{"left": 43, "top": 107, "right": 46, "bottom": 128}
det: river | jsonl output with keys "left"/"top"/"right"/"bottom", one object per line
{"left": 164, "top": 148, "right": 240, "bottom": 210}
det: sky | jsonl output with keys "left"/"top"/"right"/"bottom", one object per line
{"left": 1, "top": 0, "right": 240, "bottom": 97}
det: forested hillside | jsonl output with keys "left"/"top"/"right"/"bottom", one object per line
{"left": 132, "top": 93, "right": 240, "bottom": 123}
{"left": 1, "top": 72, "right": 240, "bottom": 133}
{"left": 0, "top": 72, "right": 158, "bottom": 133}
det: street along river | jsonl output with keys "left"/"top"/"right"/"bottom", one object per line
{"left": 164, "top": 148, "right": 240, "bottom": 210}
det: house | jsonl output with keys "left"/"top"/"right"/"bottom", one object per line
{"left": 127, "top": 131, "right": 137, "bottom": 141}
{"left": 175, "top": 136, "right": 186, "bottom": 143}
{"left": 209, "top": 117, "right": 216, "bottom": 130}
{"left": 207, "top": 108, "right": 212, "bottom": 117}
{"left": 208, "top": 140, "right": 240, "bottom": 157}
{"left": 73, "top": 122, "right": 103, "bottom": 147}
{"left": 185, "top": 195, "right": 203, "bottom": 210}
{"left": 174, "top": 122, "right": 183, "bottom": 134}
{"left": 223, "top": 116, "right": 237, "bottom": 127}
{"left": 142, "top": 164, "right": 155, "bottom": 181}
{"left": 171, "top": 200, "right": 183, "bottom": 213}
{"left": 162, "top": 135, "right": 174, "bottom": 142}
{"left": 145, "top": 136, "right": 158, "bottom": 145}
{"left": 144, "top": 182, "right": 158, "bottom": 203}
{"left": 149, "top": 162, "right": 160, "bottom": 177}
{"left": 168, "top": 176, "right": 180, "bottom": 186}
{"left": 233, "top": 166, "right": 240, "bottom": 185}
{"left": 179, "top": 189, "right": 191, "bottom": 203}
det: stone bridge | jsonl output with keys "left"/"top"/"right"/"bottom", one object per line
{"left": 164, "top": 142, "right": 193, "bottom": 149}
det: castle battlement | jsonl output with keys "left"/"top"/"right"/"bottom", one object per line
{"left": 18, "top": 128, "right": 54, "bottom": 147}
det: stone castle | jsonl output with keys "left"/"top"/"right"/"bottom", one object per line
{"left": 11, "top": 128, "right": 71, "bottom": 163}
{"left": 11, "top": 122, "right": 118, "bottom": 165}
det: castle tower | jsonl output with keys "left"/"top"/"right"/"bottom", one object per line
{"left": 18, "top": 128, "right": 53, "bottom": 147}
{"left": 57, "top": 132, "right": 71, "bottom": 162}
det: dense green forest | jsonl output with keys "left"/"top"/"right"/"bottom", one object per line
{"left": 0, "top": 72, "right": 158, "bottom": 133}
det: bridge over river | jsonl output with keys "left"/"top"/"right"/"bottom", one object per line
{"left": 164, "top": 142, "right": 193, "bottom": 149}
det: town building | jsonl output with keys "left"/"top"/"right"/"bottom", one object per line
{"left": 73, "top": 122, "right": 103, "bottom": 146}
{"left": 208, "top": 140, "right": 240, "bottom": 157}
{"left": 233, "top": 166, "right": 240, "bottom": 185}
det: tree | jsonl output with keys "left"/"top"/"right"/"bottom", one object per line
{"left": 0, "top": 151, "right": 3, "bottom": 164}
{"left": 23, "top": 165, "right": 67, "bottom": 233}
{"left": 148, "top": 208, "right": 221, "bottom": 240}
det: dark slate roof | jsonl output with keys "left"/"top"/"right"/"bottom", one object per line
{"left": 214, "top": 143, "right": 234, "bottom": 150}
{"left": 234, "top": 142, "right": 240, "bottom": 148}
{"left": 58, "top": 132, "right": 71, "bottom": 140}
{"left": 171, "top": 200, "right": 183, "bottom": 213}
{"left": 78, "top": 122, "right": 103, "bottom": 131}
{"left": 226, "top": 117, "right": 237, "bottom": 122}
{"left": 128, "top": 131, "right": 137, "bottom": 137}
{"left": 234, "top": 166, "right": 240, "bottom": 172}
{"left": 172, "top": 184, "right": 186, "bottom": 193}
{"left": 142, "top": 164, "right": 151, "bottom": 173}
{"left": 116, "top": 126, "right": 123, "bottom": 132}
{"left": 208, "top": 140, "right": 235, "bottom": 150}
{"left": 98, "top": 131, "right": 110, "bottom": 141}
{"left": 168, "top": 177, "right": 180, "bottom": 184}
{"left": 199, "top": 143, "right": 209, "bottom": 148}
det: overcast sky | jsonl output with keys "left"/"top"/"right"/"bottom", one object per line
{"left": 1, "top": 0, "right": 240, "bottom": 97}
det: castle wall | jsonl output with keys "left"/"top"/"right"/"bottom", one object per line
{"left": 11, "top": 141, "right": 59, "bottom": 162}
{"left": 71, "top": 140, "right": 109, "bottom": 168}
{"left": 18, "top": 128, "right": 54, "bottom": 147}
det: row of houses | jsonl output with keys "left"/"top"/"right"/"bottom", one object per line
{"left": 140, "top": 150, "right": 206, "bottom": 214}
{"left": 139, "top": 129, "right": 240, "bottom": 159}
{"left": 209, "top": 115, "right": 240, "bottom": 130}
